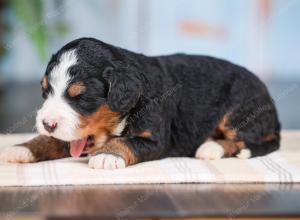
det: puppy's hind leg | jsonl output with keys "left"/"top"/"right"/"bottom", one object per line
{"left": 195, "top": 113, "right": 248, "bottom": 160}
{"left": 195, "top": 139, "right": 246, "bottom": 160}
{"left": 195, "top": 140, "right": 225, "bottom": 160}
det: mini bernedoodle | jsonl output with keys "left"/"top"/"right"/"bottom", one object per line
{"left": 0, "top": 38, "right": 280, "bottom": 169}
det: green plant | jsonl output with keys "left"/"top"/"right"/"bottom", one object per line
{"left": 10, "top": 0, "right": 47, "bottom": 59}
{"left": 9, "top": 0, "right": 68, "bottom": 60}
{"left": 0, "top": 0, "right": 8, "bottom": 58}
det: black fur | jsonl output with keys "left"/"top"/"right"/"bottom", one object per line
{"left": 44, "top": 37, "right": 281, "bottom": 161}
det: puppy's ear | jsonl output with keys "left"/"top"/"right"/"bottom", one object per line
{"left": 104, "top": 68, "right": 142, "bottom": 113}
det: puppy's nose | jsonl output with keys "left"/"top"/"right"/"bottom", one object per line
{"left": 42, "top": 120, "right": 57, "bottom": 133}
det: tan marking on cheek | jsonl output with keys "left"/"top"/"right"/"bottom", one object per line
{"left": 68, "top": 82, "right": 86, "bottom": 97}
{"left": 78, "top": 104, "right": 121, "bottom": 144}
{"left": 41, "top": 76, "right": 49, "bottom": 90}
{"left": 137, "top": 130, "right": 152, "bottom": 138}
{"left": 92, "top": 137, "right": 138, "bottom": 166}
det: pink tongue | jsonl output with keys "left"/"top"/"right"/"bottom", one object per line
{"left": 70, "top": 138, "right": 87, "bottom": 158}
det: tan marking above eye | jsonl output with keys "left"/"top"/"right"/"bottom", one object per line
{"left": 68, "top": 82, "right": 86, "bottom": 97}
{"left": 41, "top": 76, "right": 49, "bottom": 90}
{"left": 137, "top": 130, "right": 152, "bottom": 138}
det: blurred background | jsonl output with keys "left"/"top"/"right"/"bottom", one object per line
{"left": 0, "top": 0, "right": 299, "bottom": 133}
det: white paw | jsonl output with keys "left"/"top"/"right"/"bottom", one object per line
{"left": 0, "top": 146, "right": 35, "bottom": 163}
{"left": 195, "top": 141, "right": 224, "bottom": 160}
{"left": 88, "top": 153, "right": 126, "bottom": 169}
{"left": 236, "top": 149, "right": 251, "bottom": 159}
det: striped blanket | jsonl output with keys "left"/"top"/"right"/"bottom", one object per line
{"left": 0, "top": 131, "right": 299, "bottom": 186}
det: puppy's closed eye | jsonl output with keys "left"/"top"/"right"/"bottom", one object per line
{"left": 68, "top": 82, "right": 86, "bottom": 97}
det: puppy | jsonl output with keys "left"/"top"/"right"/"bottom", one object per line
{"left": 0, "top": 38, "right": 280, "bottom": 169}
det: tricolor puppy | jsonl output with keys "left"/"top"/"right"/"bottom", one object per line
{"left": 0, "top": 38, "right": 280, "bottom": 169}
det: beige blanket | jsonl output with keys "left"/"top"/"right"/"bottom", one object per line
{"left": 0, "top": 131, "right": 299, "bottom": 186}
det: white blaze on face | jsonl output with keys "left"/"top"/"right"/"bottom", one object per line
{"left": 36, "top": 49, "right": 80, "bottom": 141}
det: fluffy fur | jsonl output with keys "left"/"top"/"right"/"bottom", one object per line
{"left": 0, "top": 38, "right": 281, "bottom": 169}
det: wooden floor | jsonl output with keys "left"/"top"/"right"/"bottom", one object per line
{"left": 0, "top": 183, "right": 300, "bottom": 219}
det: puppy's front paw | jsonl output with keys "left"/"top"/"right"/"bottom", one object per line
{"left": 0, "top": 146, "right": 35, "bottom": 163}
{"left": 195, "top": 141, "right": 224, "bottom": 160}
{"left": 88, "top": 153, "right": 126, "bottom": 169}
